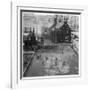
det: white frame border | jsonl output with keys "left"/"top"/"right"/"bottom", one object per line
{"left": 11, "top": 2, "right": 88, "bottom": 88}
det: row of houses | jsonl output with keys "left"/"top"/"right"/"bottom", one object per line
{"left": 23, "top": 15, "right": 79, "bottom": 51}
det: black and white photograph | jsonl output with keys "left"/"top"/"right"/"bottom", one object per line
{"left": 10, "top": 1, "right": 89, "bottom": 88}
{"left": 20, "top": 9, "right": 80, "bottom": 78}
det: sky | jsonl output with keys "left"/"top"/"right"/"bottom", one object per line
{"left": 22, "top": 12, "right": 79, "bottom": 36}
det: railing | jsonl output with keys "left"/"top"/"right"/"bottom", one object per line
{"left": 23, "top": 51, "right": 35, "bottom": 76}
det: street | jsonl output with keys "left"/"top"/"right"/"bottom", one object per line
{"left": 24, "top": 43, "right": 78, "bottom": 77}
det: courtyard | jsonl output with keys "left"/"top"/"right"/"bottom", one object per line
{"left": 23, "top": 43, "right": 78, "bottom": 77}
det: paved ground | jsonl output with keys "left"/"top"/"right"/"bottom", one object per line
{"left": 24, "top": 43, "right": 78, "bottom": 77}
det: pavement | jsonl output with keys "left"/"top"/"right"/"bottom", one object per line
{"left": 23, "top": 43, "right": 78, "bottom": 77}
